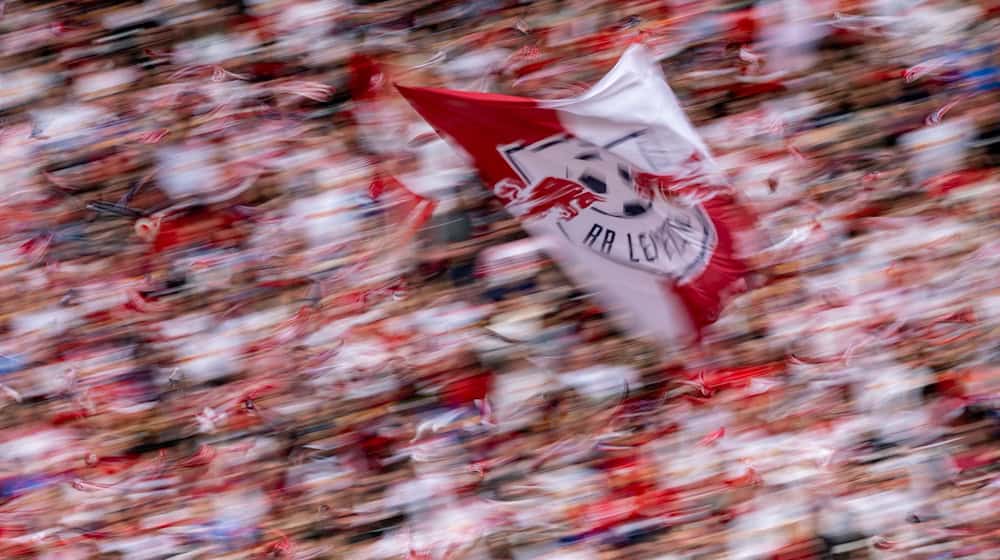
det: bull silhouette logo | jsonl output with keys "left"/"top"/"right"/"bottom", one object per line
{"left": 497, "top": 133, "right": 652, "bottom": 221}
{"left": 495, "top": 176, "right": 604, "bottom": 221}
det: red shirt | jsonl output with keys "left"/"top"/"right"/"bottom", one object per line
{"left": 347, "top": 53, "right": 386, "bottom": 102}
{"left": 152, "top": 208, "right": 242, "bottom": 254}
{"left": 442, "top": 370, "right": 493, "bottom": 408}
{"left": 577, "top": 495, "right": 639, "bottom": 533}
{"left": 724, "top": 9, "right": 758, "bottom": 44}
{"left": 770, "top": 538, "right": 823, "bottom": 560}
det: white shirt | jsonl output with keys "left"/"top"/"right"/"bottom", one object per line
{"left": 489, "top": 366, "right": 555, "bottom": 431}
{"left": 900, "top": 118, "right": 974, "bottom": 185}
{"left": 0, "top": 68, "right": 52, "bottom": 110}
{"left": 729, "top": 490, "right": 805, "bottom": 559}
{"left": 155, "top": 141, "right": 223, "bottom": 201}
{"left": 385, "top": 473, "right": 456, "bottom": 519}
{"left": 97, "top": 535, "right": 182, "bottom": 560}
{"left": 844, "top": 489, "right": 917, "bottom": 535}
{"left": 288, "top": 188, "right": 364, "bottom": 249}
{"left": 559, "top": 365, "right": 637, "bottom": 402}
{"left": 444, "top": 48, "right": 511, "bottom": 91}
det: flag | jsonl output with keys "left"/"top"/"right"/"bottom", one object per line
{"left": 378, "top": 173, "right": 437, "bottom": 247}
{"left": 347, "top": 173, "right": 437, "bottom": 286}
{"left": 397, "top": 45, "right": 754, "bottom": 342}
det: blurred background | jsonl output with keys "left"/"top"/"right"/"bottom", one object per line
{"left": 0, "top": 0, "right": 998, "bottom": 559}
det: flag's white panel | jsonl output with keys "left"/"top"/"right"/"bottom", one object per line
{"left": 526, "top": 225, "right": 694, "bottom": 341}
{"left": 542, "top": 45, "right": 715, "bottom": 170}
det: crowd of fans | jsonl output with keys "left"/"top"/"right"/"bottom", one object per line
{"left": 1, "top": 0, "right": 998, "bottom": 559}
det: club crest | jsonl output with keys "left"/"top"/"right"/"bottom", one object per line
{"left": 495, "top": 130, "right": 718, "bottom": 282}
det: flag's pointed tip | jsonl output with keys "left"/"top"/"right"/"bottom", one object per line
{"left": 394, "top": 82, "right": 449, "bottom": 103}
{"left": 393, "top": 82, "right": 423, "bottom": 99}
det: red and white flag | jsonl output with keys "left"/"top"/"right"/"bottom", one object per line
{"left": 343, "top": 173, "right": 436, "bottom": 287}
{"left": 379, "top": 174, "right": 437, "bottom": 245}
{"left": 398, "top": 45, "right": 755, "bottom": 342}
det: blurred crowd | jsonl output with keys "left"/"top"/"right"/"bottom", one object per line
{"left": 1, "top": 0, "right": 999, "bottom": 559}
